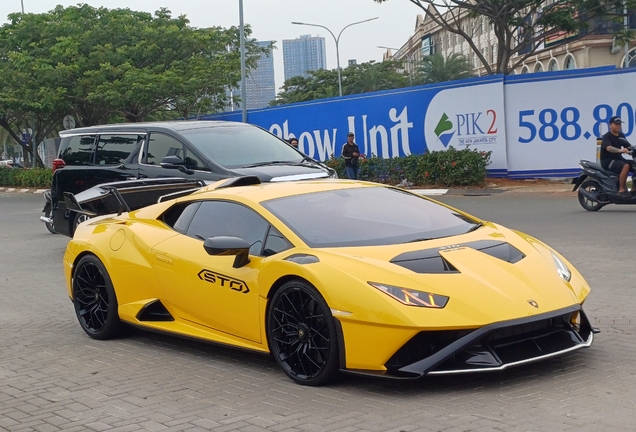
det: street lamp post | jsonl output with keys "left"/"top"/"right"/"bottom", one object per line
{"left": 292, "top": 17, "right": 378, "bottom": 97}
{"left": 20, "top": 0, "right": 24, "bottom": 14}
{"left": 623, "top": 0, "right": 630, "bottom": 68}
{"left": 378, "top": 45, "right": 414, "bottom": 86}
{"left": 239, "top": 0, "right": 247, "bottom": 122}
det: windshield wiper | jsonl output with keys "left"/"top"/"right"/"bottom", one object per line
{"left": 466, "top": 222, "right": 483, "bottom": 233}
{"left": 243, "top": 160, "right": 298, "bottom": 168}
{"left": 405, "top": 237, "right": 433, "bottom": 243}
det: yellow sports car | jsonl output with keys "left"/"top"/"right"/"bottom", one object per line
{"left": 64, "top": 177, "right": 595, "bottom": 386}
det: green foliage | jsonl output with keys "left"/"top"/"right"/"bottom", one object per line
{"left": 0, "top": 167, "right": 53, "bottom": 187}
{"left": 272, "top": 61, "right": 409, "bottom": 105}
{"left": 0, "top": 5, "right": 267, "bottom": 166}
{"left": 325, "top": 147, "right": 491, "bottom": 187}
{"left": 346, "top": 61, "right": 409, "bottom": 94}
{"left": 415, "top": 53, "right": 475, "bottom": 85}
{"left": 373, "top": 0, "right": 636, "bottom": 75}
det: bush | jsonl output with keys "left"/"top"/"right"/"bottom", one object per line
{"left": 325, "top": 147, "right": 491, "bottom": 187}
{"left": 0, "top": 167, "right": 53, "bottom": 188}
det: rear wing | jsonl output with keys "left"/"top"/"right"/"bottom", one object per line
{"left": 64, "top": 178, "right": 206, "bottom": 217}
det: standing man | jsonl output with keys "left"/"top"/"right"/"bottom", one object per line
{"left": 600, "top": 116, "right": 634, "bottom": 195}
{"left": 342, "top": 132, "right": 361, "bottom": 180}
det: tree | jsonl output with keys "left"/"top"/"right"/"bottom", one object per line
{"left": 416, "top": 53, "right": 475, "bottom": 84}
{"left": 374, "top": 0, "right": 636, "bottom": 74}
{"left": 0, "top": 5, "right": 266, "bottom": 165}
{"left": 271, "top": 61, "right": 409, "bottom": 105}
{"left": 271, "top": 69, "right": 341, "bottom": 105}
{"left": 346, "top": 61, "right": 409, "bottom": 93}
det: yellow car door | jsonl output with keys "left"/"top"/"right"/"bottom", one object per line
{"left": 151, "top": 200, "right": 273, "bottom": 343}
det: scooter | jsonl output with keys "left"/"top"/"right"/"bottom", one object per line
{"left": 40, "top": 190, "right": 57, "bottom": 234}
{"left": 572, "top": 148, "right": 636, "bottom": 211}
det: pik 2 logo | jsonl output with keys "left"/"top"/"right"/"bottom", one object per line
{"left": 434, "top": 110, "right": 499, "bottom": 148}
{"left": 434, "top": 113, "right": 455, "bottom": 147}
{"left": 197, "top": 269, "right": 250, "bottom": 294}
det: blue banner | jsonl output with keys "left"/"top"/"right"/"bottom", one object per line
{"left": 201, "top": 75, "right": 508, "bottom": 173}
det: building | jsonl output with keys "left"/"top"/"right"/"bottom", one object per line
{"left": 348, "top": 59, "right": 357, "bottom": 67}
{"left": 245, "top": 41, "right": 276, "bottom": 109}
{"left": 386, "top": 8, "right": 636, "bottom": 77}
{"left": 225, "top": 40, "right": 276, "bottom": 111}
{"left": 282, "top": 34, "right": 327, "bottom": 81}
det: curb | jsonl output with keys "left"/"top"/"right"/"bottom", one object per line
{"left": 0, "top": 187, "right": 48, "bottom": 194}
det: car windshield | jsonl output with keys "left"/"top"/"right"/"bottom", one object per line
{"left": 180, "top": 125, "right": 304, "bottom": 168}
{"left": 262, "top": 186, "right": 480, "bottom": 247}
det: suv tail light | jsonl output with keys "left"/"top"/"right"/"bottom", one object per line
{"left": 52, "top": 158, "right": 66, "bottom": 172}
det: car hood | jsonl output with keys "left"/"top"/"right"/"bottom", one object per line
{"left": 305, "top": 222, "right": 589, "bottom": 325}
{"left": 230, "top": 163, "right": 331, "bottom": 182}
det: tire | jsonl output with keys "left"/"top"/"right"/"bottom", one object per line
{"left": 44, "top": 208, "right": 57, "bottom": 234}
{"left": 578, "top": 180, "right": 605, "bottom": 212}
{"left": 72, "top": 212, "right": 91, "bottom": 236}
{"left": 72, "top": 255, "right": 126, "bottom": 340}
{"left": 267, "top": 280, "right": 340, "bottom": 386}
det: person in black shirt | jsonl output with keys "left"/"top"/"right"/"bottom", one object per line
{"left": 287, "top": 137, "right": 299, "bottom": 149}
{"left": 342, "top": 132, "right": 361, "bottom": 179}
{"left": 600, "top": 116, "right": 634, "bottom": 195}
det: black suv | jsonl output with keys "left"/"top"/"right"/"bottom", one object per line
{"left": 42, "top": 120, "right": 335, "bottom": 236}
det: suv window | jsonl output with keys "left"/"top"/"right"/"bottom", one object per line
{"left": 145, "top": 133, "right": 210, "bottom": 172}
{"left": 95, "top": 134, "right": 144, "bottom": 165}
{"left": 58, "top": 135, "right": 96, "bottom": 165}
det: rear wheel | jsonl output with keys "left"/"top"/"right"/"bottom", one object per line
{"left": 44, "top": 208, "right": 56, "bottom": 234}
{"left": 72, "top": 212, "right": 91, "bottom": 236}
{"left": 72, "top": 255, "right": 126, "bottom": 340}
{"left": 578, "top": 180, "right": 604, "bottom": 211}
{"left": 267, "top": 280, "right": 340, "bottom": 386}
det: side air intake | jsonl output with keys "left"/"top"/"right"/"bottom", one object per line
{"left": 136, "top": 300, "right": 175, "bottom": 322}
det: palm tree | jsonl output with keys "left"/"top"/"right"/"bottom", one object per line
{"left": 416, "top": 53, "right": 475, "bottom": 85}
{"left": 346, "top": 61, "right": 408, "bottom": 94}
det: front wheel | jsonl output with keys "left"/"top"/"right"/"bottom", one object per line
{"left": 267, "top": 280, "right": 340, "bottom": 386}
{"left": 578, "top": 180, "right": 604, "bottom": 211}
{"left": 72, "top": 255, "right": 126, "bottom": 340}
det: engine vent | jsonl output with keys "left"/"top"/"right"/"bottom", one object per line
{"left": 391, "top": 240, "right": 524, "bottom": 274}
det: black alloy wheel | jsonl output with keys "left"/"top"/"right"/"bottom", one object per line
{"left": 267, "top": 280, "right": 339, "bottom": 386}
{"left": 72, "top": 255, "right": 126, "bottom": 340}
{"left": 578, "top": 180, "right": 604, "bottom": 211}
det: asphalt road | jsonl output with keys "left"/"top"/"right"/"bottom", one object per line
{"left": 1, "top": 191, "right": 635, "bottom": 432}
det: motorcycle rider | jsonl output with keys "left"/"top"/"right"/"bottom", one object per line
{"left": 600, "top": 116, "right": 634, "bottom": 195}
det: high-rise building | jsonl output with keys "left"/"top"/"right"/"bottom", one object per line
{"left": 282, "top": 34, "right": 327, "bottom": 81}
{"left": 244, "top": 41, "right": 276, "bottom": 109}
{"left": 225, "top": 41, "right": 276, "bottom": 111}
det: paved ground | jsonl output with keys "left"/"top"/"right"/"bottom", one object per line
{"left": 1, "top": 191, "right": 635, "bottom": 432}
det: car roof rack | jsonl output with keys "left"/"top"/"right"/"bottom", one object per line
{"left": 213, "top": 176, "right": 262, "bottom": 190}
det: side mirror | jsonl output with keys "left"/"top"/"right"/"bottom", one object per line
{"left": 160, "top": 155, "right": 186, "bottom": 170}
{"left": 203, "top": 236, "right": 251, "bottom": 268}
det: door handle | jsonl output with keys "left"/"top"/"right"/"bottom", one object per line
{"left": 155, "top": 254, "right": 173, "bottom": 265}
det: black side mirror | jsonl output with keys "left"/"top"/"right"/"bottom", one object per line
{"left": 203, "top": 236, "right": 251, "bottom": 268}
{"left": 160, "top": 156, "right": 191, "bottom": 173}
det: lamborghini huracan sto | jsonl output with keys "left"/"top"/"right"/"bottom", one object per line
{"left": 64, "top": 177, "right": 595, "bottom": 386}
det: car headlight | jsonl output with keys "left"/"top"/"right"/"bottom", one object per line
{"left": 368, "top": 282, "right": 449, "bottom": 308}
{"left": 551, "top": 252, "right": 571, "bottom": 282}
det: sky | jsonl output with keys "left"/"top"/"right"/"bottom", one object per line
{"left": 0, "top": 0, "right": 422, "bottom": 93}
